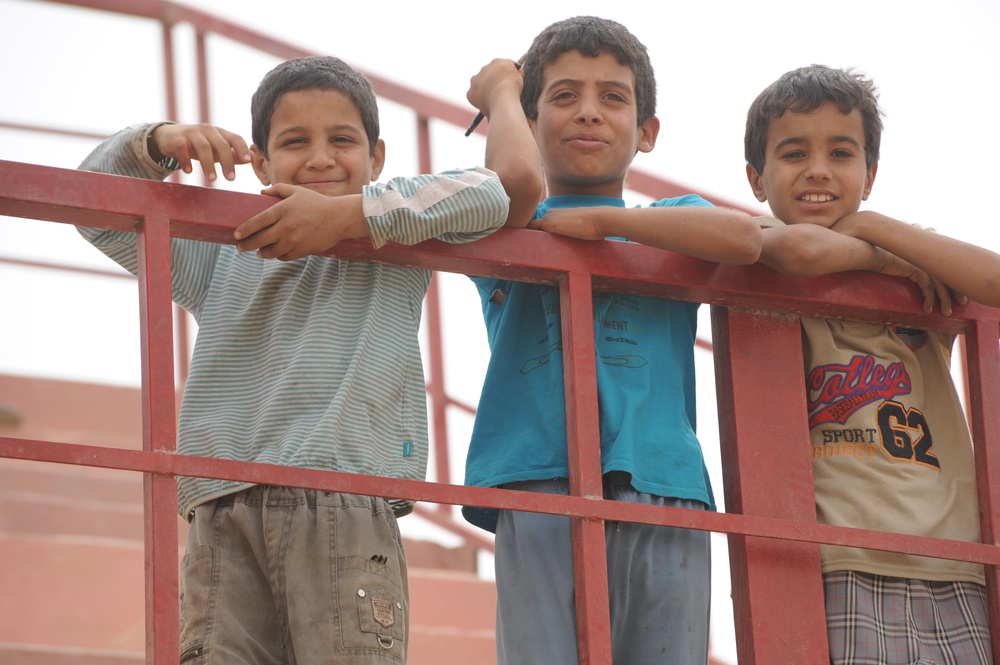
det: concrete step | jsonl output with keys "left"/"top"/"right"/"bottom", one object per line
{"left": 0, "top": 535, "right": 496, "bottom": 664}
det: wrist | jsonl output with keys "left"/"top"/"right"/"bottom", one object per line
{"left": 145, "top": 123, "right": 180, "bottom": 171}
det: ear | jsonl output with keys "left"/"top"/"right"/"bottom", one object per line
{"left": 370, "top": 139, "right": 386, "bottom": 182}
{"left": 636, "top": 115, "right": 659, "bottom": 154}
{"left": 250, "top": 144, "right": 270, "bottom": 186}
{"left": 861, "top": 162, "right": 878, "bottom": 201}
{"left": 746, "top": 163, "right": 767, "bottom": 202}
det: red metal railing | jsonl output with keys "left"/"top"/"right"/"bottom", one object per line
{"left": 1, "top": 0, "right": 759, "bottom": 552}
{"left": 2, "top": 158, "right": 999, "bottom": 664}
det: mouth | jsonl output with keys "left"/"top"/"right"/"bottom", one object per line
{"left": 299, "top": 179, "right": 348, "bottom": 192}
{"left": 565, "top": 133, "right": 608, "bottom": 147}
{"left": 798, "top": 193, "right": 835, "bottom": 203}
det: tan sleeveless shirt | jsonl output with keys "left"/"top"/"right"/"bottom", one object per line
{"left": 802, "top": 317, "right": 984, "bottom": 583}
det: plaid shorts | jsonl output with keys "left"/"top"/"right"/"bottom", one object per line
{"left": 824, "top": 570, "right": 993, "bottom": 665}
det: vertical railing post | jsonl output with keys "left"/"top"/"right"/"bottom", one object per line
{"left": 962, "top": 318, "right": 1000, "bottom": 663}
{"left": 137, "top": 214, "right": 180, "bottom": 665}
{"left": 559, "top": 271, "right": 613, "bottom": 664}
{"left": 712, "top": 306, "right": 829, "bottom": 663}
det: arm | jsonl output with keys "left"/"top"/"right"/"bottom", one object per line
{"left": 78, "top": 122, "right": 251, "bottom": 312}
{"left": 235, "top": 168, "right": 509, "bottom": 260}
{"left": 760, "top": 222, "right": 950, "bottom": 314}
{"left": 759, "top": 223, "right": 896, "bottom": 275}
{"left": 466, "top": 58, "right": 544, "bottom": 228}
{"left": 530, "top": 203, "right": 763, "bottom": 265}
{"left": 833, "top": 211, "right": 1000, "bottom": 308}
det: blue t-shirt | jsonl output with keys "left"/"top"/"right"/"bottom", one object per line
{"left": 463, "top": 194, "right": 716, "bottom": 532}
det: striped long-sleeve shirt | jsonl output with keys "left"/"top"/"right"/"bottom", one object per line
{"left": 78, "top": 123, "right": 508, "bottom": 517}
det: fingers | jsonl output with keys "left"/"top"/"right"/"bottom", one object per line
{"left": 234, "top": 205, "right": 280, "bottom": 251}
{"left": 933, "top": 280, "right": 954, "bottom": 317}
{"left": 155, "top": 124, "right": 251, "bottom": 181}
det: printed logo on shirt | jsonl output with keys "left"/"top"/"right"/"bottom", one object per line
{"left": 894, "top": 326, "right": 928, "bottom": 351}
{"left": 807, "top": 354, "right": 911, "bottom": 428}
{"left": 814, "top": 401, "right": 940, "bottom": 470}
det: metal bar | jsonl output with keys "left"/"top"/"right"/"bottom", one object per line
{"left": 3, "top": 434, "right": 999, "bottom": 565}
{"left": 559, "top": 271, "right": 613, "bottom": 664}
{"left": 712, "top": 306, "right": 829, "bottom": 664}
{"left": 963, "top": 319, "right": 1000, "bottom": 664}
{"left": 136, "top": 213, "right": 179, "bottom": 665}
{"left": 1, "top": 160, "right": 988, "bottom": 335}
{"left": 425, "top": 274, "right": 452, "bottom": 494}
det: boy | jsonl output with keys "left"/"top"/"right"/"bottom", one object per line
{"left": 463, "top": 16, "right": 762, "bottom": 665}
{"left": 744, "top": 64, "right": 1000, "bottom": 665}
{"left": 77, "top": 55, "right": 508, "bottom": 664}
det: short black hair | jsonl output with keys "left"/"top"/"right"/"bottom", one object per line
{"left": 745, "top": 64, "right": 882, "bottom": 173}
{"left": 520, "top": 16, "right": 656, "bottom": 126}
{"left": 251, "top": 55, "right": 380, "bottom": 158}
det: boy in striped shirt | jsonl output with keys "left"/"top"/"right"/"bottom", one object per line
{"left": 77, "top": 55, "right": 508, "bottom": 664}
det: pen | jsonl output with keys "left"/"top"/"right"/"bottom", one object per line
{"left": 464, "top": 55, "right": 526, "bottom": 137}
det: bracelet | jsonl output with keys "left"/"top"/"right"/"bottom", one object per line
{"left": 146, "top": 125, "right": 180, "bottom": 171}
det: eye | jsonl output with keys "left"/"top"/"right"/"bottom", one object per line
{"left": 281, "top": 137, "right": 306, "bottom": 148}
{"left": 780, "top": 149, "right": 806, "bottom": 159}
{"left": 332, "top": 135, "right": 356, "bottom": 145}
{"left": 551, "top": 89, "right": 576, "bottom": 102}
{"left": 604, "top": 91, "right": 627, "bottom": 103}
{"left": 831, "top": 148, "right": 854, "bottom": 158}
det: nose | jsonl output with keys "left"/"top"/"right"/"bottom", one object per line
{"left": 305, "top": 142, "right": 336, "bottom": 169}
{"left": 574, "top": 94, "right": 603, "bottom": 125}
{"left": 804, "top": 154, "right": 831, "bottom": 180}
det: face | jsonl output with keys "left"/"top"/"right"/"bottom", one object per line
{"left": 530, "top": 50, "right": 658, "bottom": 198}
{"left": 747, "top": 101, "right": 876, "bottom": 227}
{"left": 251, "top": 88, "right": 385, "bottom": 197}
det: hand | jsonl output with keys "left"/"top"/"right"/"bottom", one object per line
{"left": 234, "top": 184, "right": 367, "bottom": 261}
{"left": 467, "top": 58, "right": 524, "bottom": 119}
{"left": 876, "top": 251, "right": 965, "bottom": 316}
{"left": 528, "top": 207, "right": 609, "bottom": 240}
{"left": 150, "top": 123, "right": 250, "bottom": 181}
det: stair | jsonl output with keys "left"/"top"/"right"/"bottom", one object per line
{"left": 0, "top": 374, "right": 497, "bottom": 664}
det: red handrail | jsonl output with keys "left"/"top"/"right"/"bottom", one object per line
{"left": 2, "top": 159, "right": 999, "bottom": 663}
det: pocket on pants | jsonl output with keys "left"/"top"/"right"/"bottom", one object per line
{"left": 333, "top": 502, "right": 407, "bottom": 658}
{"left": 179, "top": 544, "right": 214, "bottom": 662}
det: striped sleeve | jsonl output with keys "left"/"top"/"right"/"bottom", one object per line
{"left": 362, "top": 166, "right": 508, "bottom": 248}
{"left": 75, "top": 123, "right": 220, "bottom": 317}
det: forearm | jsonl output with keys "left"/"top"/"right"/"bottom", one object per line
{"left": 603, "top": 206, "right": 761, "bottom": 264}
{"left": 759, "top": 224, "right": 888, "bottom": 276}
{"left": 364, "top": 168, "right": 508, "bottom": 247}
{"left": 836, "top": 212, "right": 1000, "bottom": 306}
{"left": 79, "top": 123, "right": 174, "bottom": 181}
{"left": 483, "top": 95, "right": 543, "bottom": 228}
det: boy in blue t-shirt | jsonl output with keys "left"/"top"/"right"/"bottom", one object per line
{"left": 463, "top": 15, "right": 762, "bottom": 664}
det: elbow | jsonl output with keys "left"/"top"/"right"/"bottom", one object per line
{"left": 499, "top": 170, "right": 544, "bottom": 228}
{"left": 760, "top": 233, "right": 829, "bottom": 275}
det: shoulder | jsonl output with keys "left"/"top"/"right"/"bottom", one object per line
{"left": 647, "top": 194, "right": 713, "bottom": 209}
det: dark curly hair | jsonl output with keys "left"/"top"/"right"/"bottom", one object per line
{"left": 251, "top": 55, "right": 380, "bottom": 158}
{"left": 520, "top": 16, "right": 656, "bottom": 126}
{"left": 745, "top": 64, "right": 882, "bottom": 173}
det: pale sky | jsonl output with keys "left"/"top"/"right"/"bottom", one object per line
{"left": 2, "top": 0, "right": 998, "bottom": 661}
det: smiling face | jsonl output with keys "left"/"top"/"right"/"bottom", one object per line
{"left": 530, "top": 49, "right": 658, "bottom": 198}
{"left": 251, "top": 88, "right": 385, "bottom": 197}
{"left": 747, "top": 101, "right": 876, "bottom": 227}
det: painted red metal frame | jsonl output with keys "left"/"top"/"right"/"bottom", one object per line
{"left": 3, "top": 160, "right": 1000, "bottom": 663}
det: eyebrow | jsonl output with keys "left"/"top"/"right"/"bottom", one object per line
{"left": 272, "top": 124, "right": 363, "bottom": 139}
{"left": 544, "top": 78, "right": 633, "bottom": 94}
{"left": 773, "top": 135, "right": 864, "bottom": 151}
